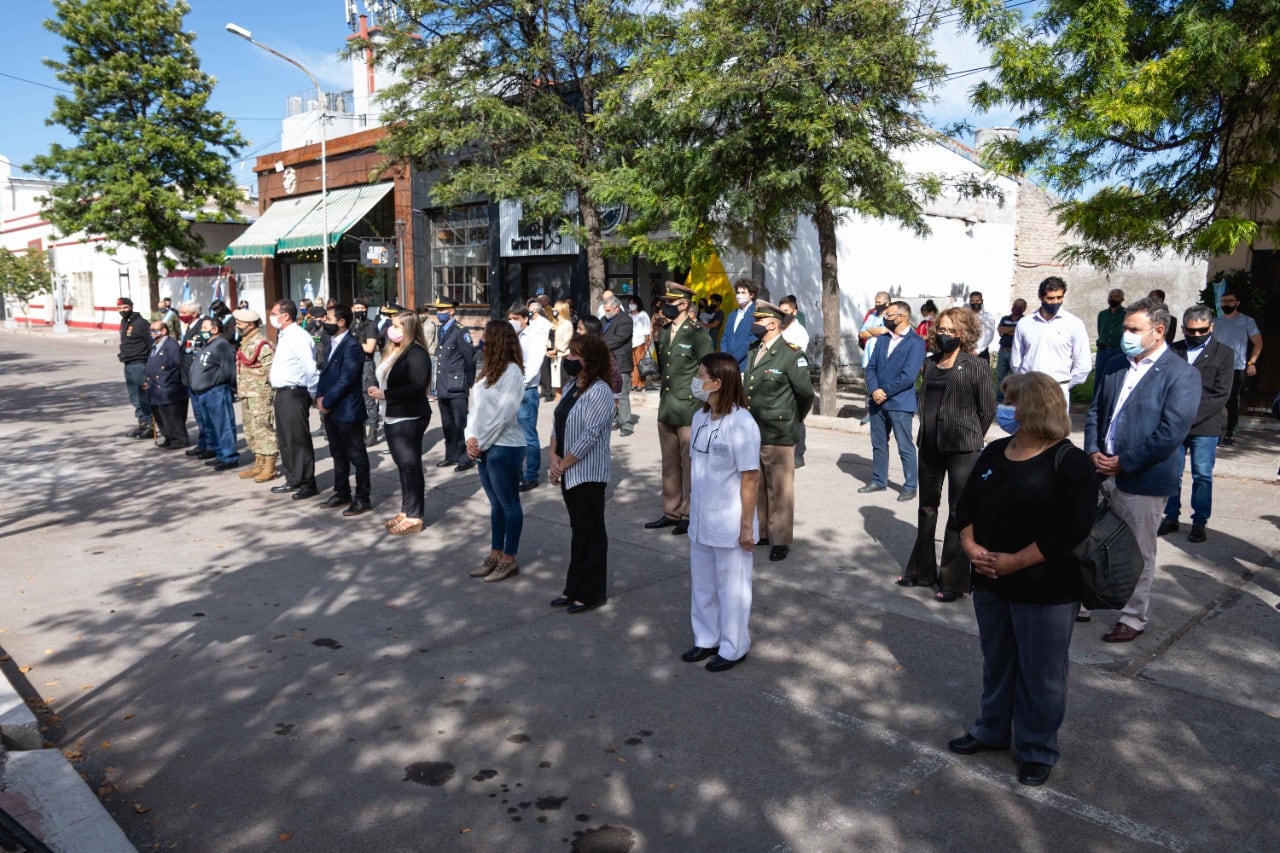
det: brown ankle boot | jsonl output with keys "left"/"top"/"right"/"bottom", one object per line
{"left": 239, "top": 455, "right": 263, "bottom": 479}
{"left": 254, "top": 456, "right": 279, "bottom": 483}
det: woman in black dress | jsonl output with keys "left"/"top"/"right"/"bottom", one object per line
{"left": 368, "top": 311, "right": 433, "bottom": 536}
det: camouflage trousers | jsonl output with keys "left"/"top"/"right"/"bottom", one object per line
{"left": 240, "top": 393, "right": 278, "bottom": 456}
{"left": 362, "top": 360, "right": 380, "bottom": 426}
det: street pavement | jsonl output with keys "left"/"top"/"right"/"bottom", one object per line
{"left": 1, "top": 325, "right": 1277, "bottom": 852}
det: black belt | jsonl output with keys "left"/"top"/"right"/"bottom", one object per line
{"left": 277, "top": 385, "right": 308, "bottom": 392}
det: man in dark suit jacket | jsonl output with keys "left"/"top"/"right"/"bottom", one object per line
{"left": 177, "top": 303, "right": 210, "bottom": 458}
{"left": 434, "top": 296, "right": 477, "bottom": 471}
{"left": 315, "top": 304, "right": 372, "bottom": 515}
{"left": 600, "top": 295, "right": 635, "bottom": 436}
{"left": 861, "top": 301, "right": 927, "bottom": 499}
{"left": 1159, "top": 305, "right": 1234, "bottom": 543}
{"left": 1084, "top": 297, "right": 1200, "bottom": 642}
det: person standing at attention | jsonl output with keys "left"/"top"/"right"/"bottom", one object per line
{"left": 720, "top": 279, "right": 758, "bottom": 372}
{"left": 434, "top": 296, "right": 478, "bottom": 471}
{"left": 508, "top": 303, "right": 547, "bottom": 491}
{"left": 1010, "top": 276, "right": 1091, "bottom": 405}
{"left": 1095, "top": 289, "right": 1126, "bottom": 382}
{"left": 860, "top": 301, "right": 927, "bottom": 500}
{"left": 268, "top": 300, "right": 320, "bottom": 500}
{"left": 1212, "top": 289, "right": 1264, "bottom": 446}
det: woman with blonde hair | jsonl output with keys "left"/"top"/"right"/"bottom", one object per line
{"left": 367, "top": 310, "right": 432, "bottom": 535}
{"left": 465, "top": 320, "right": 528, "bottom": 583}
{"left": 547, "top": 299, "right": 574, "bottom": 399}
{"left": 900, "top": 306, "right": 995, "bottom": 601}
{"left": 948, "top": 370, "right": 1097, "bottom": 787}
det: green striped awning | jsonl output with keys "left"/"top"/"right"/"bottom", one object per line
{"left": 275, "top": 183, "right": 395, "bottom": 254}
{"left": 223, "top": 195, "right": 321, "bottom": 259}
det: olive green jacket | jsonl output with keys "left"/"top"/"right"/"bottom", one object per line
{"left": 657, "top": 317, "right": 713, "bottom": 426}
{"left": 744, "top": 337, "right": 814, "bottom": 446}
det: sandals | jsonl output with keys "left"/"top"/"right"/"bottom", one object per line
{"left": 934, "top": 589, "right": 960, "bottom": 603}
{"left": 388, "top": 516, "right": 423, "bottom": 536}
{"left": 895, "top": 576, "right": 921, "bottom": 587}
{"left": 384, "top": 512, "right": 407, "bottom": 530}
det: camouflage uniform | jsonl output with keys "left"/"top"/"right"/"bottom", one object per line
{"left": 236, "top": 327, "right": 277, "bottom": 456}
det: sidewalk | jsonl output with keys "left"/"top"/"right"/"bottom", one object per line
{"left": 1, "top": 330, "right": 1277, "bottom": 851}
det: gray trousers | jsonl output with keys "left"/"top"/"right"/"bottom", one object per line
{"left": 613, "top": 388, "right": 632, "bottom": 434}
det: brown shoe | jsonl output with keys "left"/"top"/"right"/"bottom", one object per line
{"left": 254, "top": 456, "right": 280, "bottom": 483}
{"left": 384, "top": 512, "right": 407, "bottom": 530}
{"left": 484, "top": 559, "right": 519, "bottom": 583}
{"left": 470, "top": 555, "right": 500, "bottom": 578}
{"left": 1102, "top": 622, "right": 1143, "bottom": 643}
{"left": 239, "top": 455, "right": 264, "bottom": 479}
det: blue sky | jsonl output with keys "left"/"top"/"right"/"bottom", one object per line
{"left": 1, "top": 1, "right": 1018, "bottom": 183}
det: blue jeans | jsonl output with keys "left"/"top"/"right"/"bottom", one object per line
{"left": 196, "top": 384, "right": 238, "bottom": 463}
{"left": 190, "top": 387, "right": 211, "bottom": 450}
{"left": 123, "top": 361, "right": 151, "bottom": 422}
{"left": 1164, "top": 434, "right": 1217, "bottom": 525}
{"left": 995, "top": 348, "right": 1012, "bottom": 402}
{"left": 478, "top": 444, "right": 524, "bottom": 555}
{"left": 869, "top": 408, "right": 917, "bottom": 490}
{"left": 518, "top": 387, "right": 541, "bottom": 481}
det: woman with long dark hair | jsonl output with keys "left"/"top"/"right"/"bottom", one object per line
{"left": 681, "top": 352, "right": 761, "bottom": 672}
{"left": 465, "top": 320, "right": 527, "bottom": 582}
{"left": 548, "top": 334, "right": 615, "bottom": 613}
{"left": 368, "top": 310, "right": 432, "bottom": 535}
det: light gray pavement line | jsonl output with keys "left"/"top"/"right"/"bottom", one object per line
{"left": 759, "top": 690, "right": 1191, "bottom": 853}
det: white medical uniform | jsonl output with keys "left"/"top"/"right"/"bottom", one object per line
{"left": 688, "top": 405, "right": 761, "bottom": 661}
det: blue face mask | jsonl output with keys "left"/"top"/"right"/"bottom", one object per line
{"left": 1120, "top": 329, "right": 1147, "bottom": 358}
{"left": 437, "top": 312, "right": 451, "bottom": 324}
{"left": 996, "top": 403, "right": 1019, "bottom": 435}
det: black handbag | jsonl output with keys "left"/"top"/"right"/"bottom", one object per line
{"left": 637, "top": 353, "right": 659, "bottom": 379}
{"left": 1055, "top": 445, "right": 1143, "bottom": 610}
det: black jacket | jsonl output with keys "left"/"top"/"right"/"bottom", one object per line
{"left": 600, "top": 310, "right": 634, "bottom": 372}
{"left": 436, "top": 320, "right": 476, "bottom": 399}
{"left": 189, "top": 335, "right": 237, "bottom": 392}
{"left": 1170, "top": 336, "right": 1234, "bottom": 436}
{"left": 916, "top": 351, "right": 996, "bottom": 453}
{"left": 118, "top": 312, "right": 150, "bottom": 363}
{"left": 383, "top": 344, "right": 433, "bottom": 420}
{"left": 178, "top": 316, "right": 208, "bottom": 386}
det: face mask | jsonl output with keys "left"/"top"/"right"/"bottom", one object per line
{"left": 935, "top": 333, "right": 961, "bottom": 354}
{"left": 322, "top": 322, "right": 339, "bottom": 336}
{"left": 437, "top": 312, "right": 451, "bottom": 324}
{"left": 353, "top": 311, "right": 367, "bottom": 322}
{"left": 1108, "top": 299, "right": 1122, "bottom": 309}
{"left": 874, "top": 303, "right": 888, "bottom": 315}
{"left": 660, "top": 303, "right": 681, "bottom": 320}
{"left": 150, "top": 331, "right": 164, "bottom": 339}
{"left": 690, "top": 376, "right": 713, "bottom": 402}
{"left": 270, "top": 315, "right": 283, "bottom": 330}
{"left": 386, "top": 326, "right": 404, "bottom": 344}
{"left": 1220, "top": 304, "right": 1237, "bottom": 315}
{"left": 179, "top": 313, "right": 196, "bottom": 324}
{"left": 562, "top": 358, "right": 582, "bottom": 377}
{"left": 750, "top": 322, "right": 768, "bottom": 339}
{"left": 969, "top": 303, "right": 983, "bottom": 313}
{"left": 1040, "top": 301, "right": 1062, "bottom": 317}
{"left": 1183, "top": 331, "right": 1210, "bottom": 348}
{"left": 629, "top": 304, "right": 639, "bottom": 313}
{"left": 1120, "top": 329, "right": 1149, "bottom": 358}
{"left": 736, "top": 293, "right": 751, "bottom": 308}
{"left": 119, "top": 309, "right": 131, "bottom": 318}
{"left": 509, "top": 319, "right": 523, "bottom": 334}
{"left": 197, "top": 330, "right": 213, "bottom": 344}
{"left": 996, "top": 404, "right": 1019, "bottom": 435}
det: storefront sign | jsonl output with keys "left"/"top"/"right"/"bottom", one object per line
{"left": 499, "top": 200, "right": 580, "bottom": 257}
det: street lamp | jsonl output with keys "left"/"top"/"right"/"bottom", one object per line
{"left": 225, "top": 22, "right": 330, "bottom": 303}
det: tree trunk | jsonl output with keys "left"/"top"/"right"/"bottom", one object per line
{"left": 580, "top": 192, "right": 607, "bottom": 312}
{"left": 145, "top": 248, "right": 161, "bottom": 314}
{"left": 751, "top": 223, "right": 767, "bottom": 300}
{"left": 816, "top": 202, "right": 840, "bottom": 416}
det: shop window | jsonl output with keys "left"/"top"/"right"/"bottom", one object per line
{"left": 429, "top": 204, "right": 490, "bottom": 305}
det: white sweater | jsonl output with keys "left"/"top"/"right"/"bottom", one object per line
{"left": 464, "top": 362, "right": 526, "bottom": 450}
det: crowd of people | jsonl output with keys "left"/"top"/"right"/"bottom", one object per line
{"left": 116, "top": 274, "right": 1266, "bottom": 788}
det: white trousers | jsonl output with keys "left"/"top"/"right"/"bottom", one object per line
{"left": 689, "top": 540, "right": 753, "bottom": 661}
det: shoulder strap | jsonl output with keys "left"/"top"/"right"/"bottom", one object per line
{"left": 1053, "top": 441, "right": 1071, "bottom": 472}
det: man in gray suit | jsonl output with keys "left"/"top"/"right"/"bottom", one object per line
{"left": 600, "top": 295, "right": 634, "bottom": 437}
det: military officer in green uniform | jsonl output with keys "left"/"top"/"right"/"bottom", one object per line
{"left": 744, "top": 301, "right": 814, "bottom": 561}
{"left": 233, "top": 309, "right": 280, "bottom": 483}
{"left": 645, "top": 282, "right": 713, "bottom": 536}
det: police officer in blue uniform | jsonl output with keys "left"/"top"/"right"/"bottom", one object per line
{"left": 433, "top": 296, "right": 477, "bottom": 471}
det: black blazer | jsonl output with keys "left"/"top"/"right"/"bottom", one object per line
{"left": 1170, "top": 337, "right": 1234, "bottom": 436}
{"left": 601, "top": 310, "right": 634, "bottom": 372}
{"left": 916, "top": 351, "right": 996, "bottom": 452}
{"left": 383, "top": 344, "right": 433, "bottom": 420}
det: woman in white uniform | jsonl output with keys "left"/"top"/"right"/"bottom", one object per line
{"left": 682, "top": 352, "right": 762, "bottom": 672}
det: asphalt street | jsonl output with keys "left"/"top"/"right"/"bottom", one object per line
{"left": 1, "top": 326, "right": 1277, "bottom": 852}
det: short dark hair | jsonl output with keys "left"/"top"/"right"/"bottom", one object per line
{"left": 733, "top": 278, "right": 759, "bottom": 298}
{"left": 1125, "top": 296, "right": 1170, "bottom": 333}
{"left": 507, "top": 302, "right": 528, "bottom": 318}
{"left": 329, "top": 304, "right": 354, "bottom": 327}
{"left": 780, "top": 295, "right": 798, "bottom": 309}
{"left": 1038, "top": 276, "right": 1067, "bottom": 298}
{"left": 275, "top": 299, "right": 298, "bottom": 321}
{"left": 969, "top": 291, "right": 984, "bottom": 301}
{"left": 578, "top": 315, "right": 604, "bottom": 335}
{"left": 1149, "top": 288, "right": 1166, "bottom": 301}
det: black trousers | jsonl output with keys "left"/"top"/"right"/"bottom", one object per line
{"left": 437, "top": 396, "right": 468, "bottom": 463}
{"left": 795, "top": 421, "right": 807, "bottom": 461}
{"left": 1226, "top": 369, "right": 1245, "bottom": 436}
{"left": 274, "top": 388, "right": 316, "bottom": 489}
{"left": 323, "top": 414, "right": 370, "bottom": 501}
{"left": 562, "top": 481, "right": 608, "bottom": 605}
{"left": 386, "top": 417, "right": 428, "bottom": 517}
{"left": 151, "top": 402, "right": 189, "bottom": 445}
{"left": 905, "top": 448, "right": 980, "bottom": 592}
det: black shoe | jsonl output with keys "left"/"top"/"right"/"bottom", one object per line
{"left": 185, "top": 446, "right": 204, "bottom": 457}
{"left": 769, "top": 545, "right": 789, "bottom": 561}
{"left": 197, "top": 450, "right": 217, "bottom": 460}
{"left": 1157, "top": 517, "right": 1180, "bottom": 536}
{"left": 948, "top": 734, "right": 1007, "bottom": 755}
{"left": 549, "top": 596, "right": 572, "bottom": 608}
{"left": 1017, "top": 762, "right": 1052, "bottom": 786}
{"left": 133, "top": 427, "right": 153, "bottom": 440}
{"left": 270, "top": 483, "right": 300, "bottom": 494}
{"left": 212, "top": 459, "right": 239, "bottom": 471}
{"left": 1220, "top": 434, "right": 1235, "bottom": 447}
{"left": 454, "top": 460, "right": 475, "bottom": 472}
{"left": 566, "top": 600, "right": 605, "bottom": 614}
{"left": 681, "top": 646, "right": 719, "bottom": 663}
{"left": 435, "top": 459, "right": 457, "bottom": 468}
{"left": 343, "top": 500, "right": 372, "bottom": 517}
{"left": 519, "top": 479, "right": 539, "bottom": 492}
{"left": 705, "top": 654, "right": 745, "bottom": 672}
{"left": 1075, "top": 612, "right": 1092, "bottom": 623}
{"left": 320, "top": 494, "right": 352, "bottom": 509}
{"left": 857, "top": 483, "right": 886, "bottom": 494}
{"left": 672, "top": 520, "right": 689, "bottom": 536}
{"left": 1188, "top": 525, "right": 1207, "bottom": 543}
{"left": 204, "top": 458, "right": 221, "bottom": 467}
{"left": 897, "top": 490, "right": 917, "bottom": 502}
{"left": 292, "top": 486, "right": 319, "bottom": 500}
{"left": 125, "top": 425, "right": 144, "bottom": 438}
{"left": 757, "top": 537, "right": 771, "bottom": 546}
{"left": 645, "top": 516, "right": 678, "bottom": 529}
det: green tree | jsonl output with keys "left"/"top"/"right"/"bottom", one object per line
{"left": 959, "top": 0, "right": 1280, "bottom": 267}
{"left": 355, "top": 0, "right": 642, "bottom": 307}
{"left": 30, "top": 0, "right": 246, "bottom": 310}
{"left": 0, "top": 247, "right": 53, "bottom": 326}
{"left": 608, "top": 0, "right": 966, "bottom": 412}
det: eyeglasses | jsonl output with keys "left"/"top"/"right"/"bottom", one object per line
{"left": 936, "top": 327, "right": 958, "bottom": 335}
{"left": 692, "top": 422, "right": 720, "bottom": 454}
{"left": 883, "top": 314, "right": 903, "bottom": 324}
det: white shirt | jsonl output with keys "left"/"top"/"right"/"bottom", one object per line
{"left": 464, "top": 363, "right": 526, "bottom": 449}
{"left": 688, "top": 406, "right": 761, "bottom": 548}
{"left": 269, "top": 322, "right": 319, "bottom": 395}
{"left": 517, "top": 324, "right": 546, "bottom": 388}
{"left": 630, "top": 309, "right": 651, "bottom": 347}
{"left": 528, "top": 311, "right": 553, "bottom": 344}
{"left": 884, "top": 326, "right": 909, "bottom": 358}
{"left": 730, "top": 303, "right": 753, "bottom": 333}
{"left": 974, "top": 310, "right": 999, "bottom": 354}
{"left": 781, "top": 318, "right": 809, "bottom": 352}
{"left": 1010, "top": 308, "right": 1091, "bottom": 386}
{"left": 1105, "top": 343, "right": 1166, "bottom": 455}
{"left": 327, "top": 330, "right": 348, "bottom": 363}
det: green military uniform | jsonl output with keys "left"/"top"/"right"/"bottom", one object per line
{"left": 657, "top": 316, "right": 713, "bottom": 427}
{"left": 237, "top": 327, "right": 277, "bottom": 457}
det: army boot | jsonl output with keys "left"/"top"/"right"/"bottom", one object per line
{"left": 254, "top": 456, "right": 279, "bottom": 483}
{"left": 239, "top": 454, "right": 264, "bottom": 479}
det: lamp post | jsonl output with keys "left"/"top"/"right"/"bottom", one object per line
{"left": 225, "top": 23, "right": 329, "bottom": 303}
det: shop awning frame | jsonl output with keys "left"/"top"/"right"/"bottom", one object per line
{"left": 223, "top": 195, "right": 321, "bottom": 259}
{"left": 275, "top": 183, "right": 395, "bottom": 254}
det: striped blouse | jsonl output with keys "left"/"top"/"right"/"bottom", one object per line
{"left": 560, "top": 379, "right": 615, "bottom": 489}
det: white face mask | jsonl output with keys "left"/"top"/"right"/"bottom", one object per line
{"left": 510, "top": 319, "right": 523, "bottom": 334}
{"left": 736, "top": 293, "right": 751, "bottom": 308}
{"left": 270, "top": 315, "right": 283, "bottom": 330}
{"left": 690, "top": 376, "right": 714, "bottom": 402}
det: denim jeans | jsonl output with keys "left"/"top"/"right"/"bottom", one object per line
{"left": 190, "top": 387, "right": 211, "bottom": 450}
{"left": 1164, "top": 434, "right": 1217, "bottom": 525}
{"left": 123, "top": 361, "right": 151, "bottom": 422}
{"left": 869, "top": 408, "right": 917, "bottom": 490}
{"left": 518, "top": 387, "right": 541, "bottom": 482}
{"left": 197, "top": 384, "right": 238, "bottom": 463}
{"left": 995, "top": 348, "right": 1012, "bottom": 402}
{"left": 478, "top": 444, "right": 524, "bottom": 555}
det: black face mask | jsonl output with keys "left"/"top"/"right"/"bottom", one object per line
{"left": 1041, "top": 301, "right": 1062, "bottom": 317}
{"left": 750, "top": 322, "right": 768, "bottom": 339}
{"left": 1183, "top": 331, "right": 1210, "bottom": 348}
{"left": 660, "top": 304, "right": 681, "bottom": 320}
{"left": 353, "top": 311, "right": 367, "bottom": 322}
{"left": 1108, "top": 299, "right": 1123, "bottom": 309}
{"left": 935, "top": 333, "right": 961, "bottom": 354}
{"left": 562, "top": 358, "right": 582, "bottom": 377}
{"left": 969, "top": 303, "right": 983, "bottom": 313}
{"left": 1220, "top": 304, "right": 1237, "bottom": 315}
{"left": 322, "top": 322, "right": 339, "bottom": 336}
